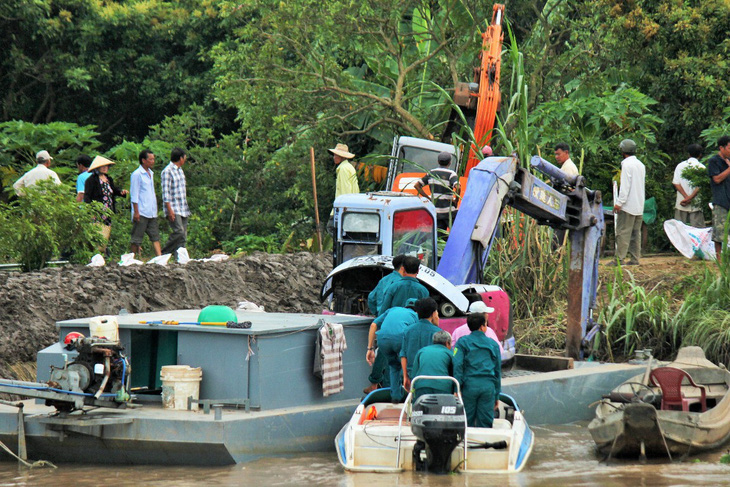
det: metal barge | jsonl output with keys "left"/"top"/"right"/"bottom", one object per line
{"left": 0, "top": 309, "right": 641, "bottom": 465}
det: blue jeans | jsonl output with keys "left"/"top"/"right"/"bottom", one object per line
{"left": 377, "top": 335, "right": 404, "bottom": 402}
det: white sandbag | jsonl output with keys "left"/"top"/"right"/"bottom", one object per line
{"left": 206, "top": 253, "right": 229, "bottom": 262}
{"left": 237, "top": 300, "right": 265, "bottom": 312}
{"left": 146, "top": 253, "right": 172, "bottom": 266}
{"left": 87, "top": 254, "right": 106, "bottom": 267}
{"left": 177, "top": 247, "right": 191, "bottom": 264}
{"left": 663, "top": 219, "right": 716, "bottom": 261}
{"left": 119, "top": 252, "right": 143, "bottom": 266}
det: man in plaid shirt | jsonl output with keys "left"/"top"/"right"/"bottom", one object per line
{"left": 161, "top": 147, "right": 191, "bottom": 257}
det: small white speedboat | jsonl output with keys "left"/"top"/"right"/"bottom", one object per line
{"left": 335, "top": 376, "right": 533, "bottom": 473}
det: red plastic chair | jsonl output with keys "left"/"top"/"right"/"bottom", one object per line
{"left": 649, "top": 367, "right": 707, "bottom": 412}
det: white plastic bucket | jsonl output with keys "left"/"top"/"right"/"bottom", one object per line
{"left": 160, "top": 365, "right": 203, "bottom": 410}
{"left": 89, "top": 315, "right": 119, "bottom": 342}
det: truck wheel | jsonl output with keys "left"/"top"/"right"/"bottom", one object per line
{"left": 439, "top": 301, "right": 456, "bottom": 318}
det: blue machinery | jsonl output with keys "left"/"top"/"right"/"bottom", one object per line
{"left": 437, "top": 155, "right": 604, "bottom": 359}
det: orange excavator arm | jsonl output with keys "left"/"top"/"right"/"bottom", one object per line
{"left": 463, "top": 4, "right": 504, "bottom": 179}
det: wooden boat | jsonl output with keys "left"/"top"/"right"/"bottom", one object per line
{"left": 588, "top": 347, "right": 730, "bottom": 459}
{"left": 335, "top": 376, "right": 533, "bottom": 473}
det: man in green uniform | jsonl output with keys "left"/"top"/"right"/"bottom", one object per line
{"left": 366, "top": 298, "right": 418, "bottom": 401}
{"left": 363, "top": 254, "right": 406, "bottom": 394}
{"left": 379, "top": 256, "right": 429, "bottom": 314}
{"left": 411, "top": 331, "right": 454, "bottom": 400}
{"left": 453, "top": 313, "right": 501, "bottom": 428}
{"left": 400, "top": 298, "right": 441, "bottom": 391}
{"left": 367, "top": 254, "right": 405, "bottom": 316}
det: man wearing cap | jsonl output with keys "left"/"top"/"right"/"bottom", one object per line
{"left": 84, "top": 156, "right": 128, "bottom": 245}
{"left": 414, "top": 151, "right": 460, "bottom": 233}
{"left": 400, "top": 297, "right": 442, "bottom": 392}
{"left": 130, "top": 149, "right": 162, "bottom": 257}
{"left": 451, "top": 301, "right": 504, "bottom": 356}
{"left": 453, "top": 313, "right": 501, "bottom": 428}
{"left": 75, "top": 154, "right": 93, "bottom": 202}
{"left": 161, "top": 148, "right": 190, "bottom": 258}
{"left": 612, "top": 139, "right": 646, "bottom": 266}
{"left": 13, "top": 150, "right": 61, "bottom": 195}
{"left": 365, "top": 298, "right": 419, "bottom": 400}
{"left": 708, "top": 136, "right": 730, "bottom": 258}
{"left": 327, "top": 143, "right": 360, "bottom": 235}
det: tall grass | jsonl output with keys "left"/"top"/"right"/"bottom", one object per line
{"left": 483, "top": 209, "right": 568, "bottom": 320}
{"left": 597, "top": 266, "right": 673, "bottom": 361}
{"left": 668, "top": 259, "right": 730, "bottom": 366}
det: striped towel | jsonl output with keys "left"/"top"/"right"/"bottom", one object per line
{"left": 318, "top": 322, "right": 347, "bottom": 397}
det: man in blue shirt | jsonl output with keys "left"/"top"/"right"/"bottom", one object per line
{"left": 400, "top": 297, "right": 441, "bottom": 391}
{"left": 379, "top": 256, "right": 429, "bottom": 314}
{"left": 411, "top": 331, "right": 454, "bottom": 400}
{"left": 453, "top": 313, "right": 502, "bottom": 428}
{"left": 366, "top": 298, "right": 418, "bottom": 401}
{"left": 75, "top": 154, "right": 92, "bottom": 202}
{"left": 130, "top": 149, "right": 162, "bottom": 257}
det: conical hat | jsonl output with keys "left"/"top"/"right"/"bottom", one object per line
{"left": 88, "top": 156, "right": 115, "bottom": 172}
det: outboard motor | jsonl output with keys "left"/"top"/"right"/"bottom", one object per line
{"left": 410, "top": 394, "right": 466, "bottom": 473}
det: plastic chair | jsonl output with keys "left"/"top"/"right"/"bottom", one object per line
{"left": 649, "top": 367, "right": 707, "bottom": 412}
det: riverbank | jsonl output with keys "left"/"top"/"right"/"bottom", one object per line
{"left": 0, "top": 252, "right": 709, "bottom": 379}
{"left": 0, "top": 252, "right": 332, "bottom": 379}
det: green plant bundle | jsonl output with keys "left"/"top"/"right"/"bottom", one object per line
{"left": 0, "top": 181, "right": 107, "bottom": 271}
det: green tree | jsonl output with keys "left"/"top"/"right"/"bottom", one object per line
{"left": 0, "top": 181, "right": 106, "bottom": 270}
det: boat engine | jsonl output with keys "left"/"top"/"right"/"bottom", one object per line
{"left": 410, "top": 394, "right": 466, "bottom": 473}
{"left": 47, "top": 333, "right": 131, "bottom": 411}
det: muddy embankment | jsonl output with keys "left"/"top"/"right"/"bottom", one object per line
{"left": 0, "top": 252, "right": 333, "bottom": 379}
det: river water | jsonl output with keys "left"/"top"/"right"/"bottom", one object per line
{"left": 1, "top": 423, "right": 728, "bottom": 486}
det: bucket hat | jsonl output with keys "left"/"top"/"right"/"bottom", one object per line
{"left": 328, "top": 143, "right": 355, "bottom": 159}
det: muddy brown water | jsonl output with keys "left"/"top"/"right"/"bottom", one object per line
{"left": 1, "top": 423, "right": 728, "bottom": 486}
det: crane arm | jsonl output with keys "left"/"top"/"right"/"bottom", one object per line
{"left": 437, "top": 156, "right": 605, "bottom": 359}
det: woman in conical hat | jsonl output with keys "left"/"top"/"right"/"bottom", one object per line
{"left": 83, "top": 156, "right": 128, "bottom": 249}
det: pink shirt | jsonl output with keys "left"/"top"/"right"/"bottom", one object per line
{"left": 451, "top": 324, "right": 504, "bottom": 353}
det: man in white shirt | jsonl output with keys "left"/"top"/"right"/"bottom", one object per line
{"left": 613, "top": 139, "right": 646, "bottom": 265}
{"left": 554, "top": 142, "right": 579, "bottom": 177}
{"left": 552, "top": 143, "right": 579, "bottom": 249}
{"left": 13, "top": 150, "right": 61, "bottom": 195}
{"left": 673, "top": 144, "right": 705, "bottom": 228}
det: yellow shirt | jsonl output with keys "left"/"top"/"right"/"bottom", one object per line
{"left": 335, "top": 160, "right": 359, "bottom": 198}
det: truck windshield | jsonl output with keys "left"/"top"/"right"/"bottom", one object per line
{"left": 398, "top": 146, "right": 456, "bottom": 173}
{"left": 340, "top": 212, "right": 380, "bottom": 263}
{"left": 392, "top": 209, "right": 435, "bottom": 269}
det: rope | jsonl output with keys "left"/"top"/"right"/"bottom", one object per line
{"left": 0, "top": 440, "right": 56, "bottom": 469}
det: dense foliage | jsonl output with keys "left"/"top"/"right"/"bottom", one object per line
{"left": 1, "top": 0, "right": 730, "bottom": 258}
